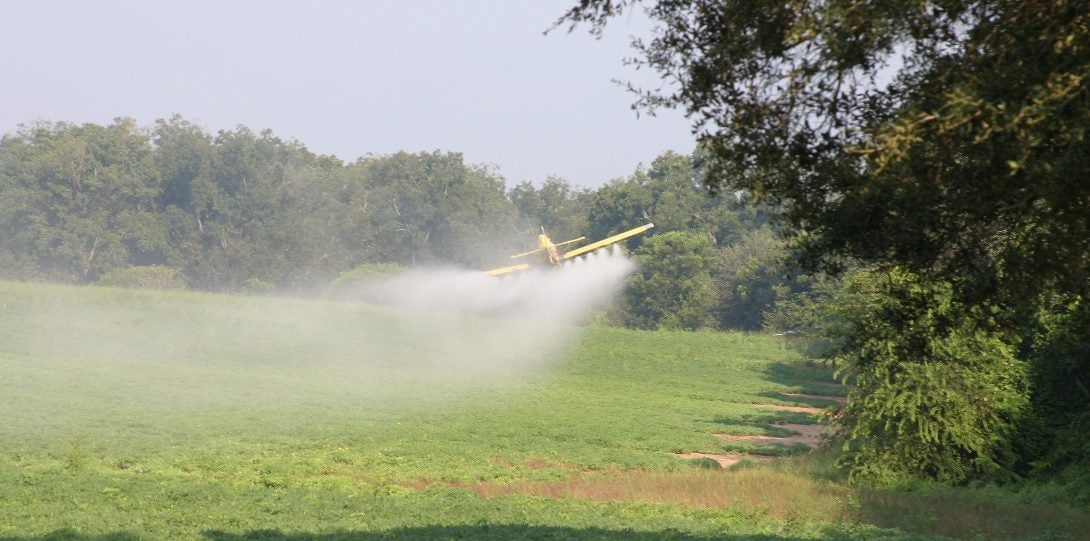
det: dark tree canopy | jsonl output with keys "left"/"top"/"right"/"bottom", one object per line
{"left": 562, "top": 0, "right": 1090, "bottom": 484}
{"left": 1, "top": 117, "right": 792, "bottom": 335}
{"left": 561, "top": 0, "right": 1090, "bottom": 310}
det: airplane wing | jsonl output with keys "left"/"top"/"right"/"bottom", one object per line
{"left": 483, "top": 263, "right": 531, "bottom": 276}
{"left": 482, "top": 223, "right": 653, "bottom": 276}
{"left": 561, "top": 223, "right": 654, "bottom": 260}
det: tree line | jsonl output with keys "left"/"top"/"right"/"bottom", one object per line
{"left": 0, "top": 115, "right": 802, "bottom": 331}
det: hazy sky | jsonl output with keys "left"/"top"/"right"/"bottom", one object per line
{"left": 0, "top": 1, "right": 696, "bottom": 187}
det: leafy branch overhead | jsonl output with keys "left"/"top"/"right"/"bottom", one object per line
{"left": 562, "top": 0, "right": 1090, "bottom": 485}
{"left": 561, "top": 0, "right": 1090, "bottom": 308}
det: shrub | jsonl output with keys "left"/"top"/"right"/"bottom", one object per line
{"left": 1018, "top": 297, "right": 1090, "bottom": 493}
{"left": 828, "top": 268, "right": 1029, "bottom": 484}
{"left": 241, "top": 278, "right": 274, "bottom": 295}
{"left": 622, "top": 231, "right": 716, "bottom": 330}
{"left": 325, "top": 263, "right": 403, "bottom": 301}
{"left": 95, "top": 265, "right": 187, "bottom": 290}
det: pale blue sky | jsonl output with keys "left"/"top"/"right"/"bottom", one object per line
{"left": 0, "top": 1, "right": 695, "bottom": 187}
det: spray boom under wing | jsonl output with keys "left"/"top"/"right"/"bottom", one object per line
{"left": 484, "top": 223, "right": 654, "bottom": 276}
{"left": 559, "top": 223, "right": 654, "bottom": 260}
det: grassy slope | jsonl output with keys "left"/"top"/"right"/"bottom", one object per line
{"left": 0, "top": 281, "right": 1083, "bottom": 540}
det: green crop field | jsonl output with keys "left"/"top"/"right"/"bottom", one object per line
{"left": 1, "top": 281, "right": 1086, "bottom": 540}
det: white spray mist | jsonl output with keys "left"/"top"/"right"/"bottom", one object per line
{"left": 0, "top": 247, "right": 637, "bottom": 442}
{"left": 358, "top": 246, "right": 636, "bottom": 377}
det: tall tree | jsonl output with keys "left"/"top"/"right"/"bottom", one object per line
{"left": 561, "top": 0, "right": 1090, "bottom": 482}
{"left": 710, "top": 227, "right": 802, "bottom": 331}
{"left": 586, "top": 150, "right": 757, "bottom": 245}
{"left": 0, "top": 119, "right": 160, "bottom": 282}
{"left": 508, "top": 176, "right": 592, "bottom": 245}
{"left": 363, "top": 152, "right": 517, "bottom": 268}
{"left": 562, "top": 0, "right": 1090, "bottom": 310}
{"left": 623, "top": 230, "right": 717, "bottom": 330}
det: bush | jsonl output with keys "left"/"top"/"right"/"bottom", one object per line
{"left": 710, "top": 228, "right": 785, "bottom": 331}
{"left": 621, "top": 231, "right": 716, "bottom": 330}
{"left": 761, "top": 275, "right": 841, "bottom": 358}
{"left": 241, "top": 278, "right": 273, "bottom": 295}
{"left": 95, "top": 266, "right": 187, "bottom": 290}
{"left": 1018, "top": 297, "right": 1090, "bottom": 489}
{"left": 325, "top": 263, "right": 404, "bottom": 301}
{"left": 828, "top": 268, "right": 1029, "bottom": 484}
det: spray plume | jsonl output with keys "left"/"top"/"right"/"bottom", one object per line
{"left": 355, "top": 245, "right": 636, "bottom": 374}
{"left": 0, "top": 248, "right": 636, "bottom": 442}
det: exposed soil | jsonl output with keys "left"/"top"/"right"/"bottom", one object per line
{"left": 780, "top": 392, "right": 847, "bottom": 404}
{"left": 674, "top": 392, "right": 838, "bottom": 467}
{"left": 755, "top": 403, "right": 824, "bottom": 414}
{"left": 445, "top": 468, "right": 849, "bottom": 520}
{"left": 673, "top": 452, "right": 774, "bottom": 468}
{"left": 716, "top": 422, "right": 822, "bottom": 447}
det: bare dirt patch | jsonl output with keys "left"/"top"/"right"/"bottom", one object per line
{"left": 448, "top": 468, "right": 848, "bottom": 520}
{"left": 717, "top": 422, "right": 822, "bottom": 447}
{"left": 672, "top": 452, "right": 773, "bottom": 468}
{"left": 755, "top": 403, "right": 824, "bottom": 414}
{"left": 780, "top": 392, "right": 847, "bottom": 404}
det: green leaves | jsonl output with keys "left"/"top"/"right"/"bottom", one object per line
{"left": 826, "top": 269, "right": 1028, "bottom": 483}
{"left": 0, "top": 119, "right": 159, "bottom": 283}
{"left": 360, "top": 151, "right": 517, "bottom": 268}
{"left": 0, "top": 120, "right": 524, "bottom": 292}
{"left": 563, "top": 0, "right": 1090, "bottom": 484}
{"left": 623, "top": 231, "right": 717, "bottom": 330}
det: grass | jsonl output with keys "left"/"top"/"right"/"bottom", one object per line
{"left": 0, "top": 280, "right": 1086, "bottom": 540}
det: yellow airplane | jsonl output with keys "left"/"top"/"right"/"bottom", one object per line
{"left": 485, "top": 223, "right": 654, "bottom": 276}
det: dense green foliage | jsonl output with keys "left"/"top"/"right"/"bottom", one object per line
{"left": 4, "top": 281, "right": 1086, "bottom": 539}
{"left": 561, "top": 0, "right": 1090, "bottom": 484}
{"left": 94, "top": 265, "right": 188, "bottom": 290}
{"left": 0, "top": 116, "right": 520, "bottom": 291}
{"left": 509, "top": 176, "right": 592, "bottom": 246}
{"left": 580, "top": 151, "right": 789, "bottom": 330}
{"left": 819, "top": 270, "right": 1029, "bottom": 483}
{"left": 623, "top": 231, "right": 717, "bottom": 330}
{"left": 0, "top": 118, "right": 798, "bottom": 331}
